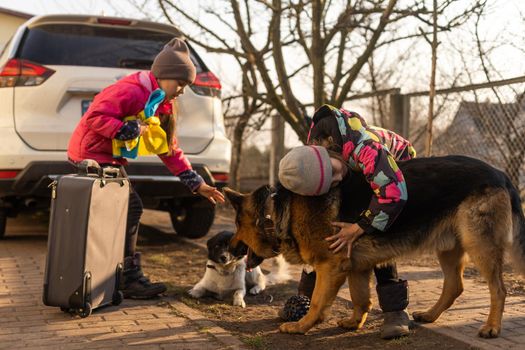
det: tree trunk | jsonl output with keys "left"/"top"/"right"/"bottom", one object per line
{"left": 269, "top": 115, "right": 285, "bottom": 186}
{"left": 311, "top": 0, "right": 325, "bottom": 108}
{"left": 228, "top": 115, "right": 249, "bottom": 190}
{"left": 425, "top": 0, "right": 438, "bottom": 156}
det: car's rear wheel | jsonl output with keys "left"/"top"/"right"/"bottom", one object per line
{"left": 0, "top": 209, "right": 7, "bottom": 239}
{"left": 169, "top": 198, "right": 215, "bottom": 239}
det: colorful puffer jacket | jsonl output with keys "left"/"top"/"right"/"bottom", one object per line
{"left": 308, "top": 104, "right": 415, "bottom": 233}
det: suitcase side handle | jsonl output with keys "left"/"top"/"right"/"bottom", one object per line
{"left": 78, "top": 159, "right": 102, "bottom": 177}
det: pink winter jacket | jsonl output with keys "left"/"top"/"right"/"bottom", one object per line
{"left": 67, "top": 71, "right": 192, "bottom": 175}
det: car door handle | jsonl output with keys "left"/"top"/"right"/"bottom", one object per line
{"left": 66, "top": 87, "right": 101, "bottom": 95}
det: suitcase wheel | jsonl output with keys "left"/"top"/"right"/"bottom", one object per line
{"left": 60, "top": 307, "right": 73, "bottom": 314}
{"left": 112, "top": 291, "right": 124, "bottom": 306}
{"left": 77, "top": 303, "right": 92, "bottom": 318}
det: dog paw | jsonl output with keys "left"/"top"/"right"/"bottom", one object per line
{"left": 188, "top": 288, "right": 204, "bottom": 299}
{"left": 337, "top": 317, "right": 361, "bottom": 330}
{"left": 233, "top": 297, "right": 246, "bottom": 308}
{"left": 412, "top": 311, "right": 436, "bottom": 323}
{"left": 478, "top": 324, "right": 500, "bottom": 338}
{"left": 279, "top": 322, "right": 307, "bottom": 334}
{"left": 249, "top": 285, "right": 263, "bottom": 295}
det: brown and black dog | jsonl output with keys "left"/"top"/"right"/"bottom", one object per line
{"left": 225, "top": 155, "right": 525, "bottom": 338}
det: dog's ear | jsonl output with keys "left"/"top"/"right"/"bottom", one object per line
{"left": 207, "top": 231, "right": 233, "bottom": 249}
{"left": 230, "top": 239, "right": 248, "bottom": 257}
{"left": 206, "top": 234, "right": 219, "bottom": 250}
{"left": 224, "top": 187, "right": 245, "bottom": 212}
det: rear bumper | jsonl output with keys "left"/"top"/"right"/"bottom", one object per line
{"left": 0, "top": 160, "right": 223, "bottom": 200}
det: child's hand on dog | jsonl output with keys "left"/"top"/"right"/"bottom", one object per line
{"left": 326, "top": 222, "right": 365, "bottom": 258}
{"left": 197, "top": 183, "right": 225, "bottom": 204}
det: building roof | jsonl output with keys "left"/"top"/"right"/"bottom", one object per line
{"left": 433, "top": 99, "right": 525, "bottom": 168}
{"left": 0, "top": 7, "right": 32, "bottom": 19}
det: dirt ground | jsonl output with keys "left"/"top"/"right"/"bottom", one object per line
{"left": 136, "top": 212, "right": 494, "bottom": 350}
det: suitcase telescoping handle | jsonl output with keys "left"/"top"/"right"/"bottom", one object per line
{"left": 78, "top": 159, "right": 122, "bottom": 178}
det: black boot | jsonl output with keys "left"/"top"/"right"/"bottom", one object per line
{"left": 376, "top": 279, "right": 410, "bottom": 339}
{"left": 120, "top": 252, "right": 167, "bottom": 299}
{"left": 298, "top": 270, "right": 316, "bottom": 299}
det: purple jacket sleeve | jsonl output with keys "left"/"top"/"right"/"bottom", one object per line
{"left": 158, "top": 140, "right": 204, "bottom": 191}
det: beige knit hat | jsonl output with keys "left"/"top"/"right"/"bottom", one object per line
{"left": 278, "top": 145, "right": 333, "bottom": 196}
{"left": 151, "top": 38, "right": 196, "bottom": 83}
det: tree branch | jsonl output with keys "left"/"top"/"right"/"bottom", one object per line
{"left": 335, "top": 0, "right": 398, "bottom": 107}
{"left": 160, "top": 0, "right": 244, "bottom": 57}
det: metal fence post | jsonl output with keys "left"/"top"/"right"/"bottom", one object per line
{"left": 269, "top": 114, "right": 285, "bottom": 186}
{"left": 389, "top": 93, "right": 411, "bottom": 138}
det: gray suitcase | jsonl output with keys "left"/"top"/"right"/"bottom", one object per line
{"left": 43, "top": 160, "right": 129, "bottom": 317}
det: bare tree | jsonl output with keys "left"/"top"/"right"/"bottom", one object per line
{"left": 131, "top": 0, "right": 489, "bottom": 139}
{"left": 154, "top": 0, "right": 458, "bottom": 142}
{"left": 128, "top": 0, "right": 492, "bottom": 184}
{"left": 423, "top": 0, "right": 439, "bottom": 156}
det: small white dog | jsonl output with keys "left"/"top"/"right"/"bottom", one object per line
{"left": 188, "top": 231, "right": 267, "bottom": 308}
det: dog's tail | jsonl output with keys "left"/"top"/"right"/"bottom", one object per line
{"left": 506, "top": 177, "right": 525, "bottom": 276}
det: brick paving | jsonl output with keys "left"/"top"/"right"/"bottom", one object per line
{"left": 1, "top": 211, "right": 525, "bottom": 350}
{"left": 0, "top": 234, "right": 247, "bottom": 350}
{"left": 332, "top": 264, "right": 525, "bottom": 350}
{"left": 211, "top": 210, "right": 525, "bottom": 350}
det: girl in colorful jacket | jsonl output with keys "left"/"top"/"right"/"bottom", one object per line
{"left": 68, "top": 38, "right": 224, "bottom": 299}
{"left": 279, "top": 104, "right": 415, "bottom": 339}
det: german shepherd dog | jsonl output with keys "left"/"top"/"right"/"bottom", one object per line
{"left": 224, "top": 155, "right": 525, "bottom": 338}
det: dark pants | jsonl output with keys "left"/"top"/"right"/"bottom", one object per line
{"left": 125, "top": 187, "right": 143, "bottom": 257}
{"left": 374, "top": 262, "right": 399, "bottom": 285}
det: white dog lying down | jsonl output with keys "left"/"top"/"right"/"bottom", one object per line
{"left": 189, "top": 230, "right": 289, "bottom": 308}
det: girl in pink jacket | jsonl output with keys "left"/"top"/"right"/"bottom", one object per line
{"left": 68, "top": 38, "right": 224, "bottom": 299}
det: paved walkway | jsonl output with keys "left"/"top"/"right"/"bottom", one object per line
{"left": 396, "top": 265, "right": 525, "bottom": 350}
{"left": 211, "top": 210, "right": 525, "bottom": 350}
{"left": 1, "top": 211, "right": 525, "bottom": 350}
{"left": 0, "top": 236, "right": 247, "bottom": 350}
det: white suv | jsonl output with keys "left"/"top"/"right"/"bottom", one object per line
{"left": 0, "top": 15, "right": 231, "bottom": 238}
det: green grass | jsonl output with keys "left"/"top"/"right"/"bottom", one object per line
{"left": 388, "top": 335, "right": 412, "bottom": 346}
{"left": 241, "top": 334, "right": 268, "bottom": 350}
{"left": 180, "top": 296, "right": 201, "bottom": 308}
{"left": 147, "top": 253, "right": 172, "bottom": 265}
{"left": 204, "top": 303, "right": 230, "bottom": 317}
{"left": 198, "top": 326, "right": 212, "bottom": 333}
{"left": 164, "top": 282, "right": 187, "bottom": 296}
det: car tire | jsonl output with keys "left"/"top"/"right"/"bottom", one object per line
{"left": 0, "top": 209, "right": 7, "bottom": 239}
{"left": 169, "top": 198, "right": 215, "bottom": 239}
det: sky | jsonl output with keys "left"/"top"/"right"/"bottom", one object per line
{"left": 1, "top": 0, "right": 524, "bottom": 149}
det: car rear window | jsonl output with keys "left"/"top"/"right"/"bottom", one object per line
{"left": 16, "top": 24, "right": 204, "bottom": 72}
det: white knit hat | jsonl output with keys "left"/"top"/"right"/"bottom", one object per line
{"left": 278, "top": 145, "right": 333, "bottom": 196}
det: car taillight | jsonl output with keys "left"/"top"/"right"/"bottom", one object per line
{"left": 0, "top": 59, "right": 55, "bottom": 88}
{"left": 191, "top": 71, "right": 221, "bottom": 97}
{"left": 0, "top": 170, "right": 20, "bottom": 179}
{"left": 97, "top": 18, "right": 132, "bottom": 26}
{"left": 212, "top": 172, "right": 229, "bottom": 183}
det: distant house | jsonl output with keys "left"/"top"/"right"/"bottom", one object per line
{"left": 433, "top": 99, "right": 525, "bottom": 196}
{"left": 0, "top": 7, "right": 32, "bottom": 52}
